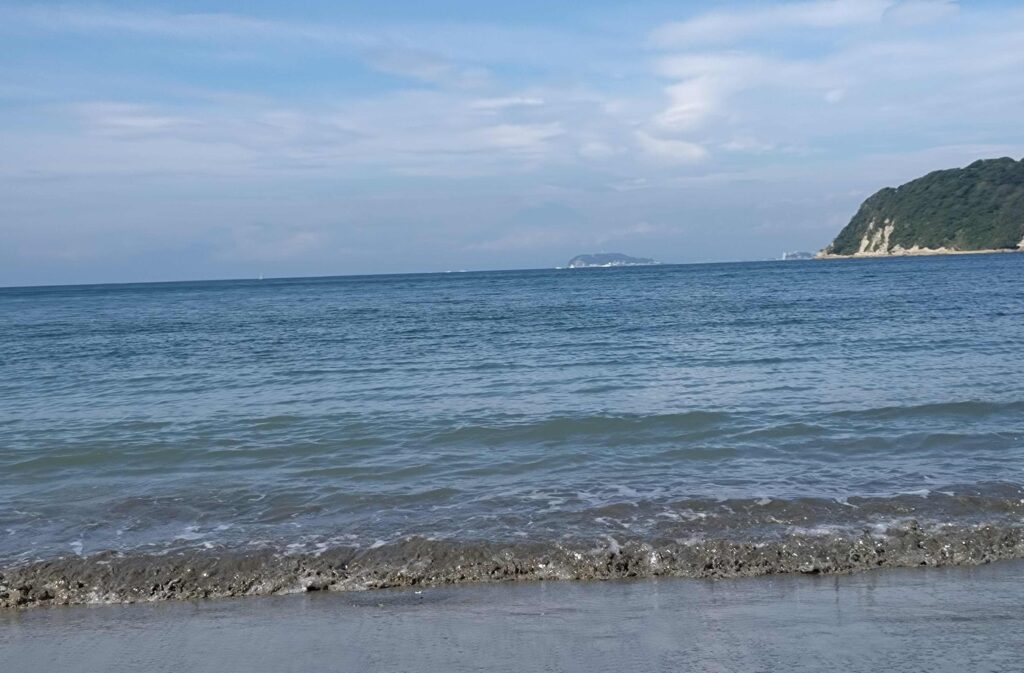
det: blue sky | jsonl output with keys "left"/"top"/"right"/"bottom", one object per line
{"left": 2, "top": 0, "right": 1023, "bottom": 284}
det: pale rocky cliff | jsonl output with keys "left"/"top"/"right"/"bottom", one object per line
{"left": 820, "top": 158, "right": 1024, "bottom": 258}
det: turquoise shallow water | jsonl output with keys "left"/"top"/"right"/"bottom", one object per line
{"left": 1, "top": 255, "right": 1023, "bottom": 564}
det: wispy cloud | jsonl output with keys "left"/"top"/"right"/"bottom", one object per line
{"left": 3, "top": 1, "right": 1024, "bottom": 283}
{"left": 476, "top": 123, "right": 564, "bottom": 153}
{"left": 364, "top": 49, "right": 491, "bottom": 88}
{"left": 470, "top": 97, "right": 546, "bottom": 111}
{"left": 1, "top": 5, "right": 367, "bottom": 44}
{"left": 74, "top": 102, "right": 197, "bottom": 137}
{"left": 644, "top": 1, "right": 1024, "bottom": 168}
{"left": 884, "top": 0, "right": 960, "bottom": 26}
{"left": 1, "top": 5, "right": 490, "bottom": 90}
{"left": 651, "top": 0, "right": 893, "bottom": 47}
{"left": 634, "top": 131, "right": 708, "bottom": 163}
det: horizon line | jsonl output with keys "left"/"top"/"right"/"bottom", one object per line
{"left": 0, "top": 256, "right": 805, "bottom": 291}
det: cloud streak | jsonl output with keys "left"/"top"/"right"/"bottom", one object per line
{"left": 2, "top": 1, "right": 1024, "bottom": 284}
{"left": 651, "top": 0, "right": 905, "bottom": 47}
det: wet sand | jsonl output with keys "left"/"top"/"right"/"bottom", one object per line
{"left": 5, "top": 523, "right": 1023, "bottom": 609}
{"left": 2, "top": 561, "right": 1022, "bottom": 673}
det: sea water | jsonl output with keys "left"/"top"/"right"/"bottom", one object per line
{"left": 1, "top": 255, "right": 1023, "bottom": 602}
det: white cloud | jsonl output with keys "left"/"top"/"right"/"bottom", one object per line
{"left": 651, "top": 0, "right": 892, "bottom": 47}
{"left": 884, "top": 0, "right": 960, "bottom": 26}
{"left": 824, "top": 88, "right": 846, "bottom": 103}
{"left": 74, "top": 103, "right": 196, "bottom": 136}
{"left": 635, "top": 131, "right": 708, "bottom": 163}
{"left": 470, "top": 96, "right": 545, "bottom": 110}
{"left": 651, "top": 53, "right": 783, "bottom": 131}
{"left": 644, "top": 2, "right": 1023, "bottom": 160}
{"left": 5, "top": 1, "right": 1024, "bottom": 283}
{"left": 1, "top": 5, "right": 367, "bottom": 45}
{"left": 654, "top": 78, "right": 724, "bottom": 132}
{"left": 2, "top": 6, "right": 494, "bottom": 91}
{"left": 721, "top": 136, "right": 776, "bottom": 153}
{"left": 578, "top": 141, "right": 617, "bottom": 159}
{"left": 649, "top": 1, "right": 964, "bottom": 47}
{"left": 476, "top": 123, "right": 564, "bottom": 153}
{"left": 365, "top": 49, "right": 490, "bottom": 88}
{"left": 654, "top": 52, "right": 767, "bottom": 80}
{"left": 4, "top": 2, "right": 1020, "bottom": 187}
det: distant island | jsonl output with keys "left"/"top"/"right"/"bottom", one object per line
{"left": 782, "top": 251, "right": 814, "bottom": 260}
{"left": 819, "top": 157, "right": 1024, "bottom": 258}
{"left": 566, "top": 253, "right": 658, "bottom": 268}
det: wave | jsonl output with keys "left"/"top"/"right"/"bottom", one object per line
{"left": 3, "top": 521, "right": 1024, "bottom": 610}
{"left": 431, "top": 411, "right": 733, "bottom": 445}
{"left": 830, "top": 400, "right": 1024, "bottom": 421}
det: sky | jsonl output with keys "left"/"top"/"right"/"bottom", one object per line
{"left": 2, "top": 0, "right": 1024, "bottom": 285}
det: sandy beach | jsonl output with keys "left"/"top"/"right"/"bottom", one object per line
{"left": 3, "top": 561, "right": 1022, "bottom": 673}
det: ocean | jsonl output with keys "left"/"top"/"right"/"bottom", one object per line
{"left": 2, "top": 254, "right": 1024, "bottom": 606}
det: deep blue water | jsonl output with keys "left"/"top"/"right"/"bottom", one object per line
{"left": 2, "top": 255, "right": 1023, "bottom": 563}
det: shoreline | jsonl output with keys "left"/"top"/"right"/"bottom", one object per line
{"left": 815, "top": 247, "right": 1023, "bottom": 259}
{"left": 4, "top": 522, "right": 1023, "bottom": 611}
{"left": 3, "top": 561, "right": 1023, "bottom": 672}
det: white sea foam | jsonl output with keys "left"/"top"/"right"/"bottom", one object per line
{"left": 176, "top": 526, "right": 206, "bottom": 541}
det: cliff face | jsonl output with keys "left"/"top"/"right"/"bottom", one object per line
{"left": 820, "top": 157, "right": 1024, "bottom": 257}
